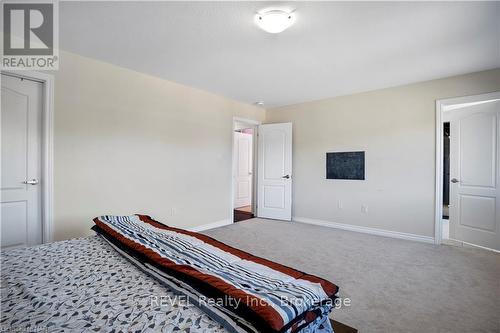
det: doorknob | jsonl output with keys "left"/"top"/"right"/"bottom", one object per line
{"left": 282, "top": 175, "right": 290, "bottom": 179}
{"left": 451, "top": 178, "right": 459, "bottom": 183}
{"left": 23, "top": 179, "right": 39, "bottom": 185}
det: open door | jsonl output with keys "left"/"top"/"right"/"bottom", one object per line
{"left": 1, "top": 74, "right": 43, "bottom": 249}
{"left": 257, "top": 123, "right": 292, "bottom": 220}
{"left": 449, "top": 100, "right": 500, "bottom": 251}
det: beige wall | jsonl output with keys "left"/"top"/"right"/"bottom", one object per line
{"left": 50, "top": 55, "right": 499, "bottom": 241}
{"left": 51, "top": 52, "right": 265, "bottom": 241}
{"left": 266, "top": 69, "right": 500, "bottom": 238}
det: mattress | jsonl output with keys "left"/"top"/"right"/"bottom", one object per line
{"left": 1, "top": 234, "right": 336, "bottom": 332}
{"left": 1, "top": 236, "right": 226, "bottom": 332}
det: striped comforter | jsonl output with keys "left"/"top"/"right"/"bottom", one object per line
{"left": 93, "top": 215, "right": 338, "bottom": 333}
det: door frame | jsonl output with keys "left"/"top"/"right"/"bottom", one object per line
{"left": 434, "top": 91, "right": 500, "bottom": 248}
{"left": 1, "top": 70, "right": 54, "bottom": 243}
{"left": 231, "top": 117, "right": 261, "bottom": 223}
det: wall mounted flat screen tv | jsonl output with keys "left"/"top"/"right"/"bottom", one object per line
{"left": 326, "top": 151, "right": 365, "bottom": 180}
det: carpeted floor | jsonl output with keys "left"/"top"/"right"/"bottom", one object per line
{"left": 204, "top": 218, "right": 500, "bottom": 333}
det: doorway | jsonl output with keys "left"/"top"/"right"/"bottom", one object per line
{"left": 436, "top": 92, "right": 500, "bottom": 251}
{"left": 231, "top": 119, "right": 293, "bottom": 223}
{"left": 1, "top": 71, "right": 54, "bottom": 249}
{"left": 442, "top": 122, "right": 450, "bottom": 239}
{"left": 233, "top": 119, "right": 258, "bottom": 222}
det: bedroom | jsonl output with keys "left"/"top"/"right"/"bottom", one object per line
{"left": 1, "top": 1, "right": 499, "bottom": 332}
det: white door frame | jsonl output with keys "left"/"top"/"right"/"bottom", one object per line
{"left": 1, "top": 70, "right": 54, "bottom": 243}
{"left": 231, "top": 117, "right": 261, "bottom": 223}
{"left": 434, "top": 91, "right": 500, "bottom": 248}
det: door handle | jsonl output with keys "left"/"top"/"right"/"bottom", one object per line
{"left": 282, "top": 175, "right": 290, "bottom": 179}
{"left": 451, "top": 178, "right": 459, "bottom": 183}
{"left": 23, "top": 179, "right": 39, "bottom": 185}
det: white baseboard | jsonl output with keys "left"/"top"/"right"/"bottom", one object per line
{"left": 189, "top": 219, "right": 233, "bottom": 232}
{"left": 293, "top": 217, "right": 435, "bottom": 244}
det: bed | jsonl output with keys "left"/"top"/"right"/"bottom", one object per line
{"left": 1, "top": 215, "right": 338, "bottom": 333}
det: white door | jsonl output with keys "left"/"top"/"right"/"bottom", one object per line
{"left": 1, "top": 74, "right": 43, "bottom": 249}
{"left": 234, "top": 132, "right": 253, "bottom": 208}
{"left": 257, "top": 123, "right": 292, "bottom": 220}
{"left": 449, "top": 100, "right": 500, "bottom": 251}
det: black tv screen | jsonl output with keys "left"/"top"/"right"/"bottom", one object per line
{"left": 326, "top": 152, "right": 365, "bottom": 180}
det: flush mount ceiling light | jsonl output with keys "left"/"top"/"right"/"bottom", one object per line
{"left": 255, "top": 10, "right": 295, "bottom": 34}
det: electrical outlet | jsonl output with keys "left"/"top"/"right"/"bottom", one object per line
{"left": 361, "top": 205, "right": 368, "bottom": 213}
{"left": 337, "top": 200, "right": 343, "bottom": 209}
{"left": 171, "top": 208, "right": 177, "bottom": 216}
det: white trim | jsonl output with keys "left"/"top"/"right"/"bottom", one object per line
{"left": 434, "top": 91, "right": 500, "bottom": 246}
{"left": 435, "top": 99, "right": 444, "bottom": 245}
{"left": 233, "top": 117, "right": 261, "bottom": 126}
{"left": 189, "top": 219, "right": 232, "bottom": 232}
{"left": 294, "top": 217, "right": 435, "bottom": 244}
{"left": 438, "top": 91, "right": 500, "bottom": 110}
{"left": 231, "top": 117, "right": 261, "bottom": 223}
{"left": 1, "top": 70, "right": 55, "bottom": 243}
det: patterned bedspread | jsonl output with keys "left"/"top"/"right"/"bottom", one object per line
{"left": 1, "top": 236, "right": 226, "bottom": 333}
{"left": 1, "top": 235, "right": 335, "bottom": 333}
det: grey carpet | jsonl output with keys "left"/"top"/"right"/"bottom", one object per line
{"left": 204, "top": 218, "right": 500, "bottom": 333}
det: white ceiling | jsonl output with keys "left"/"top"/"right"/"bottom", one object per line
{"left": 60, "top": 2, "right": 500, "bottom": 108}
